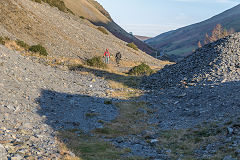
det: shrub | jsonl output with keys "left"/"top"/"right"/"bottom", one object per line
{"left": 104, "top": 100, "right": 112, "bottom": 105}
{"left": 29, "top": 44, "right": 48, "bottom": 56}
{"left": 80, "top": 16, "right": 85, "bottom": 19}
{"left": 0, "top": 37, "right": 5, "bottom": 45}
{"left": 86, "top": 56, "right": 107, "bottom": 69}
{"left": 97, "top": 27, "right": 108, "bottom": 35}
{"left": 16, "top": 40, "right": 29, "bottom": 50}
{"left": 128, "top": 63, "right": 154, "bottom": 76}
{"left": 127, "top": 42, "right": 138, "bottom": 51}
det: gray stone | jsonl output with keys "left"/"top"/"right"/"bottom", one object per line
{"left": 223, "top": 155, "right": 237, "bottom": 160}
{"left": 0, "top": 144, "right": 7, "bottom": 160}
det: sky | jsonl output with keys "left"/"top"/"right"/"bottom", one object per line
{"left": 96, "top": 0, "right": 240, "bottom": 37}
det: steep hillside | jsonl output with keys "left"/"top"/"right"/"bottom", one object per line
{"left": 62, "top": 0, "right": 155, "bottom": 54}
{"left": 0, "top": 0, "right": 163, "bottom": 68}
{"left": 146, "top": 4, "right": 240, "bottom": 57}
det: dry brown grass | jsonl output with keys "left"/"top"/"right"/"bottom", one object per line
{"left": 58, "top": 142, "right": 82, "bottom": 160}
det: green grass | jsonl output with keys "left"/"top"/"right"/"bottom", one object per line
{"left": 127, "top": 42, "right": 138, "bottom": 51}
{"left": 15, "top": 39, "right": 29, "bottom": 50}
{"left": 93, "top": 101, "right": 151, "bottom": 138}
{"left": 128, "top": 63, "right": 154, "bottom": 76}
{"left": 29, "top": 44, "right": 48, "bottom": 56}
{"left": 32, "top": 0, "right": 41, "bottom": 3}
{"left": 167, "top": 46, "right": 196, "bottom": 56}
{"left": 85, "top": 112, "right": 99, "bottom": 117}
{"left": 32, "top": 0, "right": 73, "bottom": 13}
{"left": 58, "top": 131, "right": 125, "bottom": 160}
{"left": 97, "top": 27, "right": 108, "bottom": 35}
{"left": 86, "top": 56, "right": 107, "bottom": 69}
{"left": 156, "top": 122, "right": 239, "bottom": 159}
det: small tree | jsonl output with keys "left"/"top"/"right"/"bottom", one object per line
{"left": 202, "top": 24, "right": 235, "bottom": 46}
{"left": 228, "top": 28, "right": 235, "bottom": 35}
{"left": 198, "top": 41, "right": 202, "bottom": 48}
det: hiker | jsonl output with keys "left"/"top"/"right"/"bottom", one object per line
{"left": 115, "top": 52, "right": 122, "bottom": 66}
{"left": 104, "top": 49, "right": 110, "bottom": 64}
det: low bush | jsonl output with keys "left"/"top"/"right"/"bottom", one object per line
{"left": 16, "top": 40, "right": 29, "bottom": 50}
{"left": 97, "top": 27, "right": 108, "bottom": 35}
{"left": 29, "top": 44, "right": 48, "bottom": 56}
{"left": 86, "top": 56, "right": 107, "bottom": 69}
{"left": 128, "top": 63, "right": 154, "bottom": 76}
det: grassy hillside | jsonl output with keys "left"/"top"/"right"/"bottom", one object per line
{"left": 62, "top": 0, "right": 155, "bottom": 55}
{"left": 146, "top": 4, "right": 240, "bottom": 57}
{"left": 0, "top": 0, "right": 166, "bottom": 71}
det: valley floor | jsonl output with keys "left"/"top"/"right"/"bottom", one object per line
{"left": 0, "top": 44, "right": 240, "bottom": 160}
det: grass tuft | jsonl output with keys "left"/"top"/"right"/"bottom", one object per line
{"left": 0, "top": 37, "right": 5, "bottom": 45}
{"left": 127, "top": 42, "right": 138, "bottom": 51}
{"left": 15, "top": 39, "right": 29, "bottom": 50}
{"left": 32, "top": 0, "right": 73, "bottom": 13}
{"left": 97, "top": 26, "right": 108, "bottom": 35}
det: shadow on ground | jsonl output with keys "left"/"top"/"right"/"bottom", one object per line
{"left": 36, "top": 78, "right": 240, "bottom": 159}
{"left": 69, "top": 65, "right": 143, "bottom": 90}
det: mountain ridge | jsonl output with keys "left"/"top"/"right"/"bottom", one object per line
{"left": 146, "top": 4, "right": 240, "bottom": 57}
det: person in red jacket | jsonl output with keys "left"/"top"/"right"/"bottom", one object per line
{"left": 104, "top": 49, "right": 110, "bottom": 64}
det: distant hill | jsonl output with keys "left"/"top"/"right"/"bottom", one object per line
{"left": 134, "top": 35, "right": 152, "bottom": 41}
{"left": 146, "top": 4, "right": 240, "bottom": 57}
{"left": 63, "top": 0, "right": 155, "bottom": 54}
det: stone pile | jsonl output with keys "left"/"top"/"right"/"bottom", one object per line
{"left": 145, "top": 33, "right": 240, "bottom": 88}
